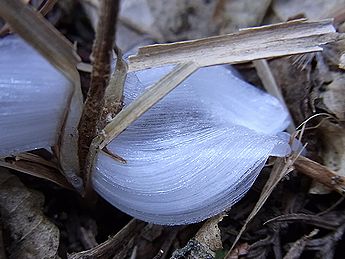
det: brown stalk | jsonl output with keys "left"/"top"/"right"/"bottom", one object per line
{"left": 77, "top": 0, "right": 119, "bottom": 184}
{"left": 128, "top": 19, "right": 338, "bottom": 72}
{"left": 294, "top": 156, "right": 345, "bottom": 194}
{"left": 69, "top": 219, "right": 145, "bottom": 259}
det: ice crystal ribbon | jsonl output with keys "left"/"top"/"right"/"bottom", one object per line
{"left": 0, "top": 36, "right": 72, "bottom": 157}
{"left": 92, "top": 65, "right": 291, "bottom": 225}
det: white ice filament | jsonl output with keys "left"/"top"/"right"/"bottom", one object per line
{"left": 92, "top": 65, "right": 291, "bottom": 225}
{"left": 0, "top": 36, "right": 72, "bottom": 157}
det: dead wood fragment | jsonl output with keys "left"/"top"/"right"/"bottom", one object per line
{"left": 39, "top": 0, "right": 58, "bottom": 16}
{"left": 128, "top": 19, "right": 338, "bottom": 72}
{"left": 77, "top": 0, "right": 119, "bottom": 192}
{"left": 68, "top": 219, "right": 145, "bottom": 259}
{"left": 0, "top": 169, "right": 60, "bottom": 258}
{"left": 0, "top": 0, "right": 58, "bottom": 36}
{"left": 170, "top": 214, "right": 224, "bottom": 259}
{"left": 294, "top": 156, "right": 345, "bottom": 194}
{"left": 0, "top": 0, "right": 79, "bottom": 75}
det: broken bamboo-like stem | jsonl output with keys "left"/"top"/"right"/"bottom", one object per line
{"left": 128, "top": 19, "right": 338, "bottom": 72}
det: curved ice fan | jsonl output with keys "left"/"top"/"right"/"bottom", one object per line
{"left": 0, "top": 35, "right": 291, "bottom": 225}
{"left": 0, "top": 36, "right": 73, "bottom": 157}
{"left": 92, "top": 65, "right": 291, "bottom": 225}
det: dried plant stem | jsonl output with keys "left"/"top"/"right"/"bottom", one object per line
{"left": 0, "top": 0, "right": 79, "bottom": 75}
{"left": 100, "top": 47, "right": 127, "bottom": 130}
{"left": 294, "top": 156, "right": 345, "bottom": 194}
{"left": 69, "top": 219, "right": 145, "bottom": 259}
{"left": 39, "top": 0, "right": 58, "bottom": 16}
{"left": 128, "top": 19, "right": 337, "bottom": 72}
{"left": 99, "top": 62, "right": 198, "bottom": 149}
{"left": 78, "top": 0, "right": 119, "bottom": 182}
{"left": 226, "top": 157, "right": 295, "bottom": 257}
{"left": 0, "top": 160, "right": 72, "bottom": 190}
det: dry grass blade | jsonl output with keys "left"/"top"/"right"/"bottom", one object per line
{"left": 68, "top": 219, "right": 145, "bottom": 259}
{"left": 0, "top": 0, "right": 83, "bottom": 192}
{"left": 0, "top": 0, "right": 30, "bottom": 36}
{"left": 128, "top": 19, "right": 338, "bottom": 72}
{"left": 225, "top": 157, "right": 295, "bottom": 257}
{"left": 0, "top": 160, "right": 72, "bottom": 190}
{"left": 100, "top": 47, "right": 127, "bottom": 128}
{"left": 39, "top": 0, "right": 58, "bottom": 16}
{"left": 0, "top": 0, "right": 58, "bottom": 36}
{"left": 0, "top": 0, "right": 79, "bottom": 78}
{"left": 99, "top": 62, "right": 198, "bottom": 149}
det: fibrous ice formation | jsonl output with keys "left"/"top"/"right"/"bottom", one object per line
{"left": 0, "top": 36, "right": 72, "bottom": 157}
{"left": 0, "top": 35, "right": 291, "bottom": 225}
{"left": 92, "top": 65, "right": 291, "bottom": 225}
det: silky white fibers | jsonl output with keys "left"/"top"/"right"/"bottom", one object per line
{"left": 93, "top": 64, "right": 291, "bottom": 225}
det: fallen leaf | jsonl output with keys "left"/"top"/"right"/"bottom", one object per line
{"left": 0, "top": 168, "right": 59, "bottom": 259}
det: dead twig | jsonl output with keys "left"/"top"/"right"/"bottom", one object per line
{"left": 99, "top": 62, "right": 198, "bottom": 149}
{"left": 77, "top": 0, "right": 119, "bottom": 190}
{"left": 68, "top": 219, "right": 146, "bottom": 259}
{"left": 294, "top": 156, "right": 345, "bottom": 194}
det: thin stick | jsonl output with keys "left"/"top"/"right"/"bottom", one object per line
{"left": 128, "top": 19, "right": 337, "bottom": 72}
{"left": 100, "top": 47, "right": 127, "bottom": 129}
{"left": 39, "top": 0, "right": 58, "bottom": 16}
{"left": 99, "top": 62, "right": 198, "bottom": 149}
{"left": 0, "top": 0, "right": 79, "bottom": 77}
{"left": 69, "top": 219, "right": 145, "bottom": 259}
{"left": 294, "top": 156, "right": 345, "bottom": 194}
{"left": 78, "top": 0, "right": 119, "bottom": 180}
